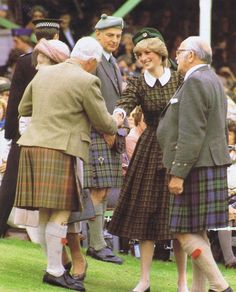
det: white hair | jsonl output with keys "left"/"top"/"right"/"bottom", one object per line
{"left": 183, "top": 36, "right": 212, "bottom": 64}
{"left": 71, "top": 36, "right": 103, "bottom": 63}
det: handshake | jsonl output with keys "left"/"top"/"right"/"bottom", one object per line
{"left": 112, "top": 108, "right": 126, "bottom": 127}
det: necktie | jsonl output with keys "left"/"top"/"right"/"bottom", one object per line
{"left": 109, "top": 56, "right": 122, "bottom": 94}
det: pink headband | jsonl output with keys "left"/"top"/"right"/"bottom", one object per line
{"left": 34, "top": 38, "right": 70, "bottom": 63}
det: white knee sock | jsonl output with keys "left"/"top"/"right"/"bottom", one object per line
{"left": 179, "top": 233, "right": 229, "bottom": 291}
{"left": 45, "top": 222, "right": 68, "bottom": 277}
{"left": 38, "top": 209, "right": 50, "bottom": 256}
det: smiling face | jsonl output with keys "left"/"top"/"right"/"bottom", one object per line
{"left": 136, "top": 49, "right": 162, "bottom": 71}
{"left": 96, "top": 27, "right": 122, "bottom": 53}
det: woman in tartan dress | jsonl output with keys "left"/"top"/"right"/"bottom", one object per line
{"left": 108, "top": 29, "right": 187, "bottom": 292}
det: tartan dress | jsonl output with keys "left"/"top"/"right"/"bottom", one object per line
{"left": 108, "top": 71, "right": 181, "bottom": 241}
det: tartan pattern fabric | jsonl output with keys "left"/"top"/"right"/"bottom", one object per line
{"left": 15, "top": 147, "right": 80, "bottom": 211}
{"left": 169, "top": 166, "right": 229, "bottom": 233}
{"left": 108, "top": 71, "right": 181, "bottom": 241}
{"left": 83, "top": 129, "right": 123, "bottom": 188}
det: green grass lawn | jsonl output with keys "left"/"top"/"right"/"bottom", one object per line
{"left": 0, "top": 238, "right": 235, "bottom": 292}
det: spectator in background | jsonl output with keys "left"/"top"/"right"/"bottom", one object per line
{"left": 25, "top": 5, "right": 48, "bottom": 30}
{"left": 11, "top": 28, "right": 35, "bottom": 54}
{"left": 0, "top": 100, "right": 11, "bottom": 186}
{"left": 0, "top": 77, "right": 11, "bottom": 106}
{"left": 59, "top": 10, "right": 77, "bottom": 50}
{"left": 0, "top": 48, "right": 25, "bottom": 80}
{"left": 218, "top": 119, "right": 236, "bottom": 269}
{"left": 0, "top": 3, "right": 15, "bottom": 24}
{"left": 126, "top": 106, "right": 146, "bottom": 160}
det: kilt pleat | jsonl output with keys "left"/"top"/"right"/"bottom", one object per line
{"left": 83, "top": 129, "right": 123, "bottom": 188}
{"left": 15, "top": 146, "right": 80, "bottom": 210}
{"left": 108, "top": 127, "right": 172, "bottom": 241}
{"left": 169, "top": 166, "right": 229, "bottom": 232}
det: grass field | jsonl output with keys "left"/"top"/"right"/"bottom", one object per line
{"left": 0, "top": 238, "right": 235, "bottom": 292}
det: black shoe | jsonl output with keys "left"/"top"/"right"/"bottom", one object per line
{"left": 43, "top": 271, "right": 85, "bottom": 291}
{"left": 209, "top": 287, "right": 233, "bottom": 292}
{"left": 63, "top": 261, "right": 72, "bottom": 271}
{"left": 86, "top": 246, "right": 123, "bottom": 265}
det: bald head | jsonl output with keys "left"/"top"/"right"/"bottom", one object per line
{"left": 182, "top": 36, "right": 212, "bottom": 64}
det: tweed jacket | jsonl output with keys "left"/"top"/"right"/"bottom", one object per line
{"left": 156, "top": 65, "right": 231, "bottom": 179}
{"left": 96, "top": 54, "right": 122, "bottom": 114}
{"left": 18, "top": 59, "right": 117, "bottom": 163}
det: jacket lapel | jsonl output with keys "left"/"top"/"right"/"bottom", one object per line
{"left": 160, "top": 81, "right": 184, "bottom": 117}
{"left": 100, "top": 55, "right": 122, "bottom": 95}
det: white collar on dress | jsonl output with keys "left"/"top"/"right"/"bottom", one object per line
{"left": 144, "top": 67, "right": 171, "bottom": 87}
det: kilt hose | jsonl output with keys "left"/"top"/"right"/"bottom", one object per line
{"left": 169, "top": 166, "right": 229, "bottom": 233}
{"left": 83, "top": 129, "right": 123, "bottom": 189}
{"left": 15, "top": 146, "right": 80, "bottom": 211}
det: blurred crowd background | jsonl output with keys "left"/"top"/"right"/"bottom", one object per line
{"left": 0, "top": 0, "right": 235, "bottom": 102}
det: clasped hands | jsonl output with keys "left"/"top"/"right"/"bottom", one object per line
{"left": 168, "top": 176, "right": 184, "bottom": 195}
{"left": 103, "top": 111, "right": 125, "bottom": 148}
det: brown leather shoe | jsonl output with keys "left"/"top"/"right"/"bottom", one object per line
{"left": 43, "top": 271, "right": 85, "bottom": 291}
{"left": 86, "top": 246, "right": 123, "bottom": 264}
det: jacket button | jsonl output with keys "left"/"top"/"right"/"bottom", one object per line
{"left": 175, "top": 145, "right": 178, "bottom": 149}
{"left": 172, "top": 161, "right": 175, "bottom": 165}
{"left": 177, "top": 163, "right": 181, "bottom": 166}
{"left": 184, "top": 163, "right": 187, "bottom": 166}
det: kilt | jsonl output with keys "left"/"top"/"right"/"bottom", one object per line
{"left": 15, "top": 147, "right": 80, "bottom": 211}
{"left": 108, "top": 126, "right": 172, "bottom": 241}
{"left": 169, "top": 166, "right": 229, "bottom": 233}
{"left": 83, "top": 129, "right": 123, "bottom": 188}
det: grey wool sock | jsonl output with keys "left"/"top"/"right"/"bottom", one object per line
{"left": 88, "top": 202, "right": 106, "bottom": 251}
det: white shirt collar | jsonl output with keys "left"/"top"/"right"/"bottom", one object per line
{"left": 103, "top": 50, "right": 112, "bottom": 61}
{"left": 184, "top": 64, "right": 208, "bottom": 81}
{"left": 144, "top": 67, "right": 171, "bottom": 87}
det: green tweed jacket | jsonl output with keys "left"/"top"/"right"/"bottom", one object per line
{"left": 18, "top": 59, "right": 117, "bottom": 163}
{"left": 156, "top": 65, "right": 231, "bottom": 179}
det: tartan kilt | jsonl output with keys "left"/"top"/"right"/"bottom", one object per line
{"left": 83, "top": 129, "right": 123, "bottom": 188}
{"left": 15, "top": 146, "right": 80, "bottom": 211}
{"left": 169, "top": 166, "right": 229, "bottom": 233}
{"left": 108, "top": 126, "right": 172, "bottom": 241}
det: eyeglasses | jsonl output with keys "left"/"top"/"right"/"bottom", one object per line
{"left": 176, "top": 49, "right": 192, "bottom": 56}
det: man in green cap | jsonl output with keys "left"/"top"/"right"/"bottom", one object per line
{"left": 84, "top": 13, "right": 125, "bottom": 264}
